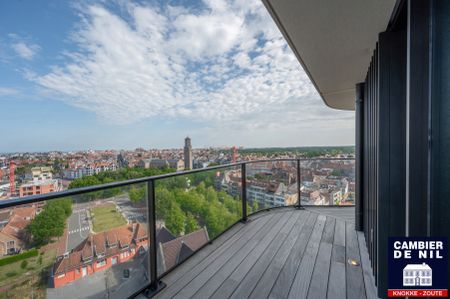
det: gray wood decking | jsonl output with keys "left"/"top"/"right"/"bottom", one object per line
{"left": 152, "top": 207, "right": 378, "bottom": 299}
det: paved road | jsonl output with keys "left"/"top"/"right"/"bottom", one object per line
{"left": 65, "top": 196, "right": 147, "bottom": 253}
{"left": 114, "top": 197, "right": 147, "bottom": 223}
{"left": 66, "top": 207, "right": 91, "bottom": 252}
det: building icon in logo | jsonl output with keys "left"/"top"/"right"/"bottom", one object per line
{"left": 403, "top": 263, "right": 432, "bottom": 286}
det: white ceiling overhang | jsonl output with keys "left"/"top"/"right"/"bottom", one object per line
{"left": 262, "top": 0, "right": 397, "bottom": 110}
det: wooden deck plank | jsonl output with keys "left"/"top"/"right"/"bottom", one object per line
{"left": 287, "top": 215, "right": 327, "bottom": 299}
{"left": 346, "top": 222, "right": 366, "bottom": 299}
{"left": 190, "top": 211, "right": 297, "bottom": 299}
{"left": 172, "top": 212, "right": 285, "bottom": 298}
{"left": 307, "top": 241, "right": 333, "bottom": 298}
{"left": 268, "top": 212, "right": 318, "bottom": 299}
{"left": 155, "top": 212, "right": 276, "bottom": 298}
{"left": 327, "top": 219, "right": 347, "bottom": 299}
{"left": 305, "top": 207, "right": 355, "bottom": 223}
{"left": 327, "top": 259, "right": 346, "bottom": 299}
{"left": 221, "top": 211, "right": 308, "bottom": 299}
{"left": 321, "top": 217, "right": 336, "bottom": 244}
{"left": 334, "top": 219, "right": 346, "bottom": 247}
{"left": 154, "top": 208, "right": 379, "bottom": 299}
{"left": 248, "top": 211, "right": 311, "bottom": 299}
{"left": 357, "top": 231, "right": 379, "bottom": 299}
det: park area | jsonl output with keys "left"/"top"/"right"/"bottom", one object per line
{"left": 91, "top": 203, "right": 127, "bottom": 233}
{"left": 0, "top": 248, "right": 56, "bottom": 299}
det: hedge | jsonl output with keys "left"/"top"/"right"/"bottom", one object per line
{"left": 0, "top": 249, "right": 38, "bottom": 267}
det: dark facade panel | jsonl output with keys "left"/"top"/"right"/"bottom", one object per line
{"left": 430, "top": 0, "right": 450, "bottom": 284}
{"left": 406, "top": 0, "right": 431, "bottom": 236}
{"left": 377, "top": 29, "right": 407, "bottom": 297}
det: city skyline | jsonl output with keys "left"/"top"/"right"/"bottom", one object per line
{"left": 0, "top": 0, "right": 354, "bottom": 152}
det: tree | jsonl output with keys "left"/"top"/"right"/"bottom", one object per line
{"left": 129, "top": 186, "right": 145, "bottom": 203}
{"left": 165, "top": 201, "right": 185, "bottom": 236}
{"left": 27, "top": 198, "right": 72, "bottom": 246}
{"left": 331, "top": 169, "right": 343, "bottom": 177}
{"left": 185, "top": 213, "right": 199, "bottom": 234}
{"left": 20, "top": 260, "right": 28, "bottom": 269}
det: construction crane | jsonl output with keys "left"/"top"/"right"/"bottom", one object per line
{"left": 9, "top": 161, "right": 15, "bottom": 196}
{"left": 232, "top": 146, "right": 238, "bottom": 164}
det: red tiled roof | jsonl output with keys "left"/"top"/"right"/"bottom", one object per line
{"left": 160, "top": 228, "right": 209, "bottom": 271}
{"left": 1, "top": 215, "right": 30, "bottom": 240}
{"left": 12, "top": 206, "right": 36, "bottom": 220}
{"left": 0, "top": 210, "right": 10, "bottom": 223}
{"left": 54, "top": 223, "right": 147, "bottom": 275}
{"left": 0, "top": 231, "right": 20, "bottom": 244}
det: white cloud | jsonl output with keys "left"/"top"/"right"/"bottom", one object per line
{"left": 31, "top": 0, "right": 354, "bottom": 140}
{"left": 0, "top": 87, "right": 19, "bottom": 96}
{"left": 12, "top": 42, "right": 40, "bottom": 60}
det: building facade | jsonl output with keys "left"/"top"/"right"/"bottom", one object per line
{"left": 19, "top": 179, "right": 58, "bottom": 197}
{"left": 52, "top": 223, "right": 148, "bottom": 288}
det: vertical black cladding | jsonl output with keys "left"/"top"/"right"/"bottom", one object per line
{"left": 362, "top": 26, "right": 407, "bottom": 299}
{"left": 355, "top": 83, "right": 364, "bottom": 232}
{"left": 377, "top": 29, "right": 407, "bottom": 297}
{"left": 360, "top": 0, "right": 449, "bottom": 297}
{"left": 406, "top": 0, "right": 431, "bottom": 237}
{"left": 363, "top": 47, "right": 378, "bottom": 280}
{"left": 430, "top": 0, "right": 450, "bottom": 288}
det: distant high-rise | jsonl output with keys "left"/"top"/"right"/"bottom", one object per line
{"left": 184, "top": 137, "right": 193, "bottom": 170}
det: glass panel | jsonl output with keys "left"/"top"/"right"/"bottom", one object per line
{"left": 245, "top": 160, "right": 298, "bottom": 213}
{"left": 155, "top": 166, "right": 242, "bottom": 276}
{"left": 300, "top": 159, "right": 355, "bottom": 206}
{"left": 0, "top": 183, "right": 150, "bottom": 299}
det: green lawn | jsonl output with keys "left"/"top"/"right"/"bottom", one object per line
{"left": 91, "top": 203, "right": 127, "bottom": 233}
{"left": 0, "top": 248, "right": 56, "bottom": 299}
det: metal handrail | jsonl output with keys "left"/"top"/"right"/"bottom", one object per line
{"left": 0, "top": 157, "right": 355, "bottom": 298}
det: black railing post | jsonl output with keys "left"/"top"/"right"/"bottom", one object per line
{"left": 145, "top": 179, "right": 165, "bottom": 296}
{"left": 241, "top": 163, "right": 248, "bottom": 222}
{"left": 355, "top": 82, "right": 364, "bottom": 231}
{"left": 297, "top": 159, "right": 304, "bottom": 209}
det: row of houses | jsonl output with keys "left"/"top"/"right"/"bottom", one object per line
{"left": 137, "top": 158, "right": 185, "bottom": 172}
{"left": 62, "top": 163, "right": 117, "bottom": 180}
{"left": 52, "top": 222, "right": 209, "bottom": 288}
{"left": 246, "top": 181, "right": 298, "bottom": 207}
{"left": 53, "top": 222, "right": 148, "bottom": 288}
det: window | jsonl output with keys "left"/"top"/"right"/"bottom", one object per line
{"left": 96, "top": 260, "right": 106, "bottom": 268}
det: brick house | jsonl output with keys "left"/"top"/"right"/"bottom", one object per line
{"left": 52, "top": 222, "right": 148, "bottom": 288}
{"left": 0, "top": 206, "right": 37, "bottom": 256}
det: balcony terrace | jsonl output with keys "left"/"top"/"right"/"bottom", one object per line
{"left": 147, "top": 206, "right": 378, "bottom": 299}
{"left": 0, "top": 158, "right": 374, "bottom": 299}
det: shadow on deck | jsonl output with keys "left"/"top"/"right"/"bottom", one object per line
{"left": 147, "top": 207, "right": 378, "bottom": 299}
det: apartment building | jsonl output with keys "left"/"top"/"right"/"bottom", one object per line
{"left": 19, "top": 179, "right": 58, "bottom": 197}
{"left": 25, "top": 166, "right": 53, "bottom": 182}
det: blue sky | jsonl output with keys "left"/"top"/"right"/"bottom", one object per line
{"left": 0, "top": 0, "right": 354, "bottom": 153}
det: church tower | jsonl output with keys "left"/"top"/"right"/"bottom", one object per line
{"left": 184, "top": 137, "right": 193, "bottom": 170}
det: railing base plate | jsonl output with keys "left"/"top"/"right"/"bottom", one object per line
{"left": 144, "top": 280, "right": 166, "bottom": 298}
